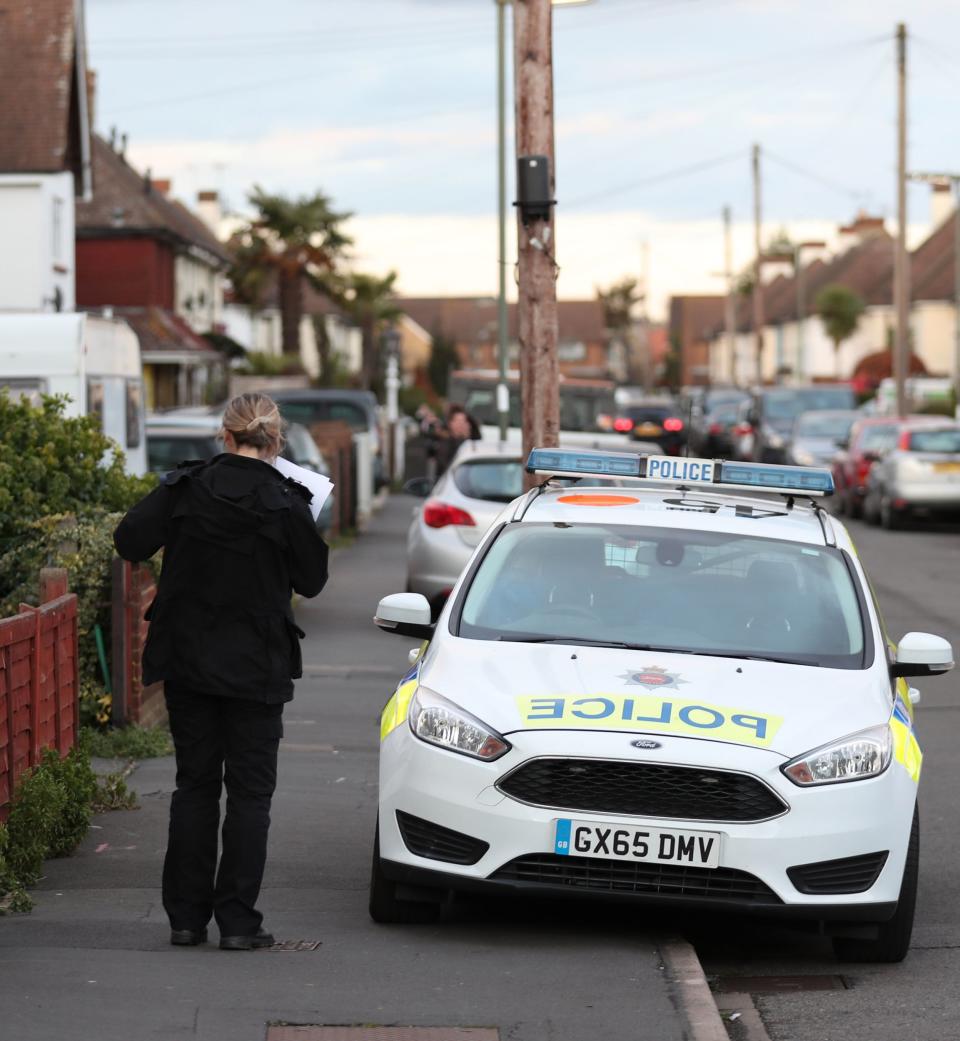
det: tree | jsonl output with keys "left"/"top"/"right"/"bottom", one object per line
{"left": 427, "top": 328, "right": 460, "bottom": 397}
{"left": 229, "top": 187, "right": 352, "bottom": 357}
{"left": 815, "top": 284, "right": 865, "bottom": 378}
{"left": 339, "top": 271, "right": 402, "bottom": 392}
{"left": 596, "top": 277, "right": 642, "bottom": 384}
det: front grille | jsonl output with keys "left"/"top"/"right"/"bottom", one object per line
{"left": 396, "top": 810, "right": 489, "bottom": 865}
{"left": 497, "top": 758, "right": 787, "bottom": 822}
{"left": 491, "top": 854, "right": 781, "bottom": 904}
{"left": 788, "top": 851, "right": 889, "bottom": 895}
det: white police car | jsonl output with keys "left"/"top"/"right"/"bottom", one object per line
{"left": 371, "top": 449, "right": 954, "bottom": 961}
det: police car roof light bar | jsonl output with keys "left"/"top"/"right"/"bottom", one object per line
{"left": 526, "top": 448, "right": 834, "bottom": 497}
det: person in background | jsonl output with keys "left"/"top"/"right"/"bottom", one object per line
{"left": 435, "top": 402, "right": 480, "bottom": 476}
{"left": 113, "top": 393, "right": 328, "bottom": 952}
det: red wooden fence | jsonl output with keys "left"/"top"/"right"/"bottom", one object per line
{"left": 0, "top": 569, "right": 79, "bottom": 821}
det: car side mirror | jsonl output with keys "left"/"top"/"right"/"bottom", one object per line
{"left": 862, "top": 450, "right": 880, "bottom": 463}
{"left": 891, "top": 632, "right": 954, "bottom": 678}
{"left": 374, "top": 592, "right": 435, "bottom": 639}
{"left": 403, "top": 476, "right": 434, "bottom": 498}
{"left": 835, "top": 438, "right": 849, "bottom": 450}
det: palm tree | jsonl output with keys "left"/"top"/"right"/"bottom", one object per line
{"left": 340, "top": 271, "right": 402, "bottom": 391}
{"left": 815, "top": 284, "right": 865, "bottom": 379}
{"left": 229, "top": 187, "right": 352, "bottom": 357}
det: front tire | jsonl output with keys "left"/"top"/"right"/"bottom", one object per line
{"left": 833, "top": 804, "right": 919, "bottom": 964}
{"left": 369, "top": 818, "right": 443, "bottom": 924}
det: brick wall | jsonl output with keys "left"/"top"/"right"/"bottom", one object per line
{"left": 111, "top": 559, "right": 165, "bottom": 728}
{"left": 0, "top": 570, "right": 80, "bottom": 821}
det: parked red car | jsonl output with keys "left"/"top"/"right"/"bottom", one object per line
{"left": 832, "top": 415, "right": 936, "bottom": 518}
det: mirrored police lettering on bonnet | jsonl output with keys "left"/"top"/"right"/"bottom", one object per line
{"left": 113, "top": 393, "right": 329, "bottom": 951}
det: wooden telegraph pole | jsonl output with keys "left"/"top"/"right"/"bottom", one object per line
{"left": 513, "top": 0, "right": 560, "bottom": 485}
{"left": 752, "top": 143, "right": 764, "bottom": 385}
{"left": 893, "top": 22, "right": 909, "bottom": 417}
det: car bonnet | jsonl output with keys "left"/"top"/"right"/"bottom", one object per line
{"left": 419, "top": 639, "right": 892, "bottom": 759}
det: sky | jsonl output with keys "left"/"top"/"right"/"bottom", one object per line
{"left": 85, "top": 0, "right": 960, "bottom": 319}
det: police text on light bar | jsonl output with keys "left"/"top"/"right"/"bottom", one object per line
{"left": 525, "top": 448, "right": 834, "bottom": 496}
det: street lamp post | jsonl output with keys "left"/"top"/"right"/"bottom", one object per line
{"left": 494, "top": 0, "right": 594, "bottom": 443}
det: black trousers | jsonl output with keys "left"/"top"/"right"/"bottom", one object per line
{"left": 163, "top": 686, "right": 284, "bottom": 936}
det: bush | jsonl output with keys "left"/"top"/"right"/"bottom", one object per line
{"left": 1, "top": 745, "right": 97, "bottom": 902}
{"left": 82, "top": 724, "right": 173, "bottom": 760}
{"left": 236, "top": 351, "right": 306, "bottom": 377}
{"left": 0, "top": 741, "right": 131, "bottom": 913}
{"left": 0, "top": 392, "right": 156, "bottom": 726}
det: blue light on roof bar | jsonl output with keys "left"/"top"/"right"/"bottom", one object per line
{"left": 526, "top": 448, "right": 642, "bottom": 478}
{"left": 718, "top": 461, "right": 834, "bottom": 495}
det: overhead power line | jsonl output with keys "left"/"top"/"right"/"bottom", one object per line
{"left": 565, "top": 150, "right": 746, "bottom": 209}
{"left": 763, "top": 150, "right": 870, "bottom": 203}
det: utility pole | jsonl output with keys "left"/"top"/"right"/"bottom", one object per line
{"left": 513, "top": 0, "right": 560, "bottom": 483}
{"left": 752, "top": 144, "right": 764, "bottom": 385}
{"left": 894, "top": 22, "right": 909, "bottom": 417}
{"left": 496, "top": 0, "right": 510, "bottom": 441}
{"left": 723, "top": 205, "right": 736, "bottom": 385}
{"left": 908, "top": 171, "right": 960, "bottom": 409}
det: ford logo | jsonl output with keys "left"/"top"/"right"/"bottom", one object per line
{"left": 631, "top": 739, "right": 661, "bottom": 750}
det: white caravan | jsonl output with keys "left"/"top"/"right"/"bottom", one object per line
{"left": 0, "top": 313, "right": 147, "bottom": 475}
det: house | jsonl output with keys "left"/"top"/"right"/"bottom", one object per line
{"left": 702, "top": 199, "right": 960, "bottom": 387}
{"left": 222, "top": 278, "right": 363, "bottom": 382}
{"left": 668, "top": 296, "right": 726, "bottom": 387}
{"left": 0, "top": 0, "right": 92, "bottom": 313}
{"left": 75, "top": 135, "right": 230, "bottom": 409}
{"left": 395, "top": 297, "right": 610, "bottom": 379}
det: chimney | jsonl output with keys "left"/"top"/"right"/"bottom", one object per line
{"left": 930, "top": 180, "right": 955, "bottom": 228}
{"left": 151, "top": 178, "right": 172, "bottom": 196}
{"left": 196, "top": 189, "right": 223, "bottom": 232}
{"left": 837, "top": 212, "right": 887, "bottom": 252}
{"left": 86, "top": 69, "right": 97, "bottom": 130}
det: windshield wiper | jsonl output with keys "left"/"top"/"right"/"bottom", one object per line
{"left": 496, "top": 636, "right": 657, "bottom": 650}
{"left": 653, "top": 647, "right": 819, "bottom": 667}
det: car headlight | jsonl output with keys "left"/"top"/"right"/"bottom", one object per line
{"left": 409, "top": 688, "right": 511, "bottom": 761}
{"left": 792, "top": 448, "right": 816, "bottom": 467}
{"left": 767, "top": 431, "right": 785, "bottom": 449}
{"left": 782, "top": 725, "right": 892, "bottom": 786}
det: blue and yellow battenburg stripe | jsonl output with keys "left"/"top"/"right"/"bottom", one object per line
{"left": 379, "top": 645, "right": 427, "bottom": 741}
{"left": 889, "top": 680, "right": 922, "bottom": 782}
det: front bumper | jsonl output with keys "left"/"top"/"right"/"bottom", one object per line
{"left": 378, "top": 727, "right": 916, "bottom": 920}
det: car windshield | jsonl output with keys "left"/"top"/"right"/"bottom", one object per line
{"left": 458, "top": 523, "right": 866, "bottom": 669}
{"left": 626, "top": 404, "right": 672, "bottom": 423}
{"left": 795, "top": 412, "right": 855, "bottom": 439}
{"left": 453, "top": 460, "right": 523, "bottom": 503}
{"left": 764, "top": 387, "right": 854, "bottom": 422}
{"left": 907, "top": 428, "right": 960, "bottom": 453}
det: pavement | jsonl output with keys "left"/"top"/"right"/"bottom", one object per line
{"left": 0, "top": 495, "right": 688, "bottom": 1041}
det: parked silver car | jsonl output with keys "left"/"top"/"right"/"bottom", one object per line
{"left": 405, "top": 441, "right": 523, "bottom": 615}
{"left": 785, "top": 409, "right": 858, "bottom": 468}
{"left": 863, "top": 421, "right": 960, "bottom": 528}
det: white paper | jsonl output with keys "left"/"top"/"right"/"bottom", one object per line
{"left": 272, "top": 456, "right": 334, "bottom": 521}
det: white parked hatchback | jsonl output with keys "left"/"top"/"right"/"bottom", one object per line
{"left": 372, "top": 449, "right": 953, "bottom": 962}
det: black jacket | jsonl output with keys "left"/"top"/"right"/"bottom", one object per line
{"left": 114, "top": 454, "right": 329, "bottom": 703}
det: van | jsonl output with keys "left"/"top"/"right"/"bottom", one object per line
{"left": 0, "top": 312, "right": 147, "bottom": 474}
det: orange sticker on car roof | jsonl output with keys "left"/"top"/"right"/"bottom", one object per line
{"left": 557, "top": 494, "right": 639, "bottom": 507}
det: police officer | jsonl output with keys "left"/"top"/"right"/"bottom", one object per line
{"left": 114, "top": 393, "right": 328, "bottom": 950}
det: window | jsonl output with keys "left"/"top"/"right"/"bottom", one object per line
{"left": 907, "top": 429, "right": 960, "bottom": 453}
{"left": 453, "top": 460, "right": 523, "bottom": 503}
{"left": 0, "top": 378, "right": 47, "bottom": 407}
{"left": 459, "top": 523, "right": 867, "bottom": 669}
{"left": 146, "top": 435, "right": 220, "bottom": 474}
{"left": 52, "top": 197, "right": 64, "bottom": 262}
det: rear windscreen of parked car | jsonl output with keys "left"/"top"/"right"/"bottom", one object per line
{"left": 279, "top": 400, "right": 368, "bottom": 431}
{"left": 453, "top": 460, "right": 523, "bottom": 503}
{"left": 907, "top": 429, "right": 960, "bottom": 453}
{"left": 147, "top": 436, "right": 219, "bottom": 473}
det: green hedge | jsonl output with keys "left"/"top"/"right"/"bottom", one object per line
{"left": 0, "top": 743, "right": 98, "bottom": 912}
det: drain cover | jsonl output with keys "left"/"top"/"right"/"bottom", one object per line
{"left": 715, "top": 975, "right": 848, "bottom": 994}
{"left": 266, "top": 1030, "right": 499, "bottom": 1041}
{"left": 268, "top": 940, "right": 323, "bottom": 952}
